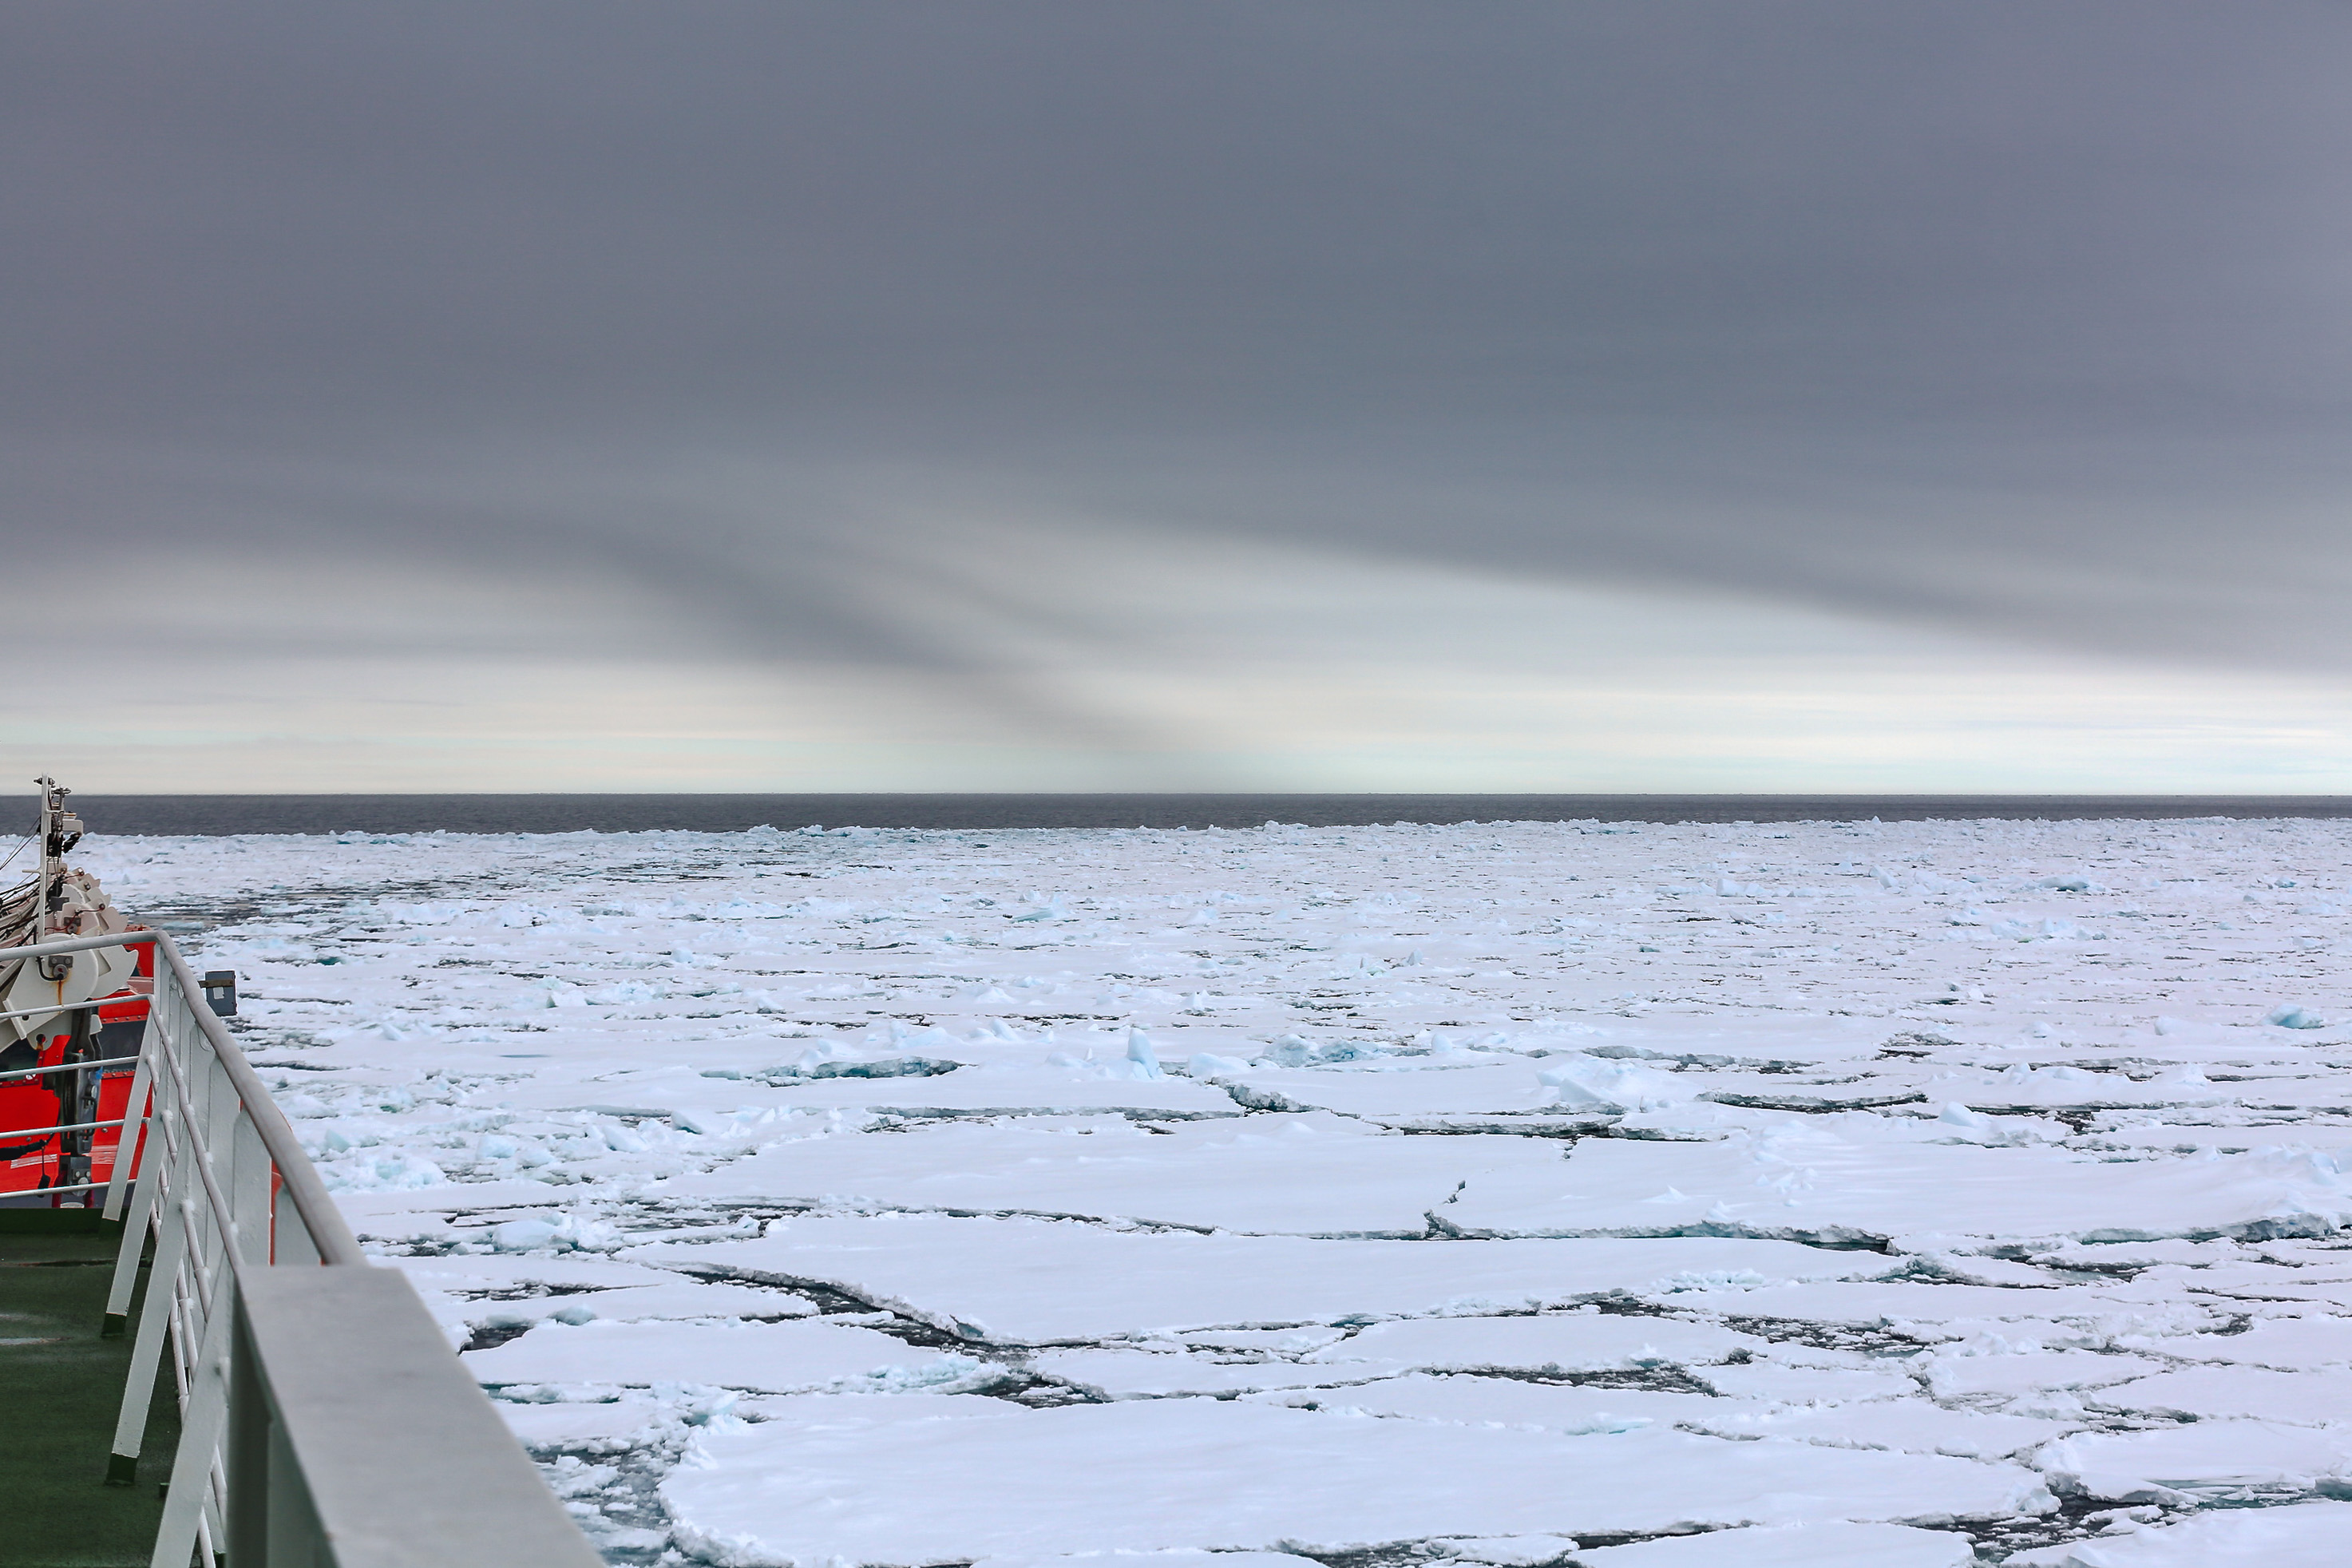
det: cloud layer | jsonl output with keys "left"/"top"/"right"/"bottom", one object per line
{"left": 6, "top": 2, "right": 2350, "bottom": 783}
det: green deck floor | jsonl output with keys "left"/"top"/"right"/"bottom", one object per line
{"left": 1, "top": 1211, "right": 178, "bottom": 1568}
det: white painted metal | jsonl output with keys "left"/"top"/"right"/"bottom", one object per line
{"left": 0, "top": 929, "right": 605, "bottom": 1568}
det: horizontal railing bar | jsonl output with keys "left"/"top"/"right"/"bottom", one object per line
{"left": 0, "top": 996, "right": 148, "bottom": 1025}
{"left": 14, "top": 1178, "right": 109, "bottom": 1196}
{"left": 0, "top": 1000, "right": 99, "bottom": 1025}
{"left": 0, "top": 1057, "right": 137, "bottom": 1083}
{"left": 0, "top": 929, "right": 161, "bottom": 960}
{"left": 0, "top": 1115, "right": 126, "bottom": 1138}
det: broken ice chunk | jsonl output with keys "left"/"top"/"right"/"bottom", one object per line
{"left": 489, "top": 1211, "right": 623, "bottom": 1253}
{"left": 1126, "top": 1028, "right": 1164, "bottom": 1079}
{"left": 1538, "top": 1055, "right": 1685, "bottom": 1114}
{"left": 2004, "top": 1499, "right": 2352, "bottom": 1566}
{"left": 497, "top": 1396, "right": 675, "bottom": 1453}
{"left": 1570, "top": 1521, "right": 1975, "bottom": 1566}
{"left": 1435, "top": 1536, "right": 1581, "bottom": 1566}
{"left": 2034, "top": 1420, "right": 2352, "bottom": 1504}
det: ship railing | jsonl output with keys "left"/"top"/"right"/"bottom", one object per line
{"left": 10, "top": 929, "right": 601, "bottom": 1568}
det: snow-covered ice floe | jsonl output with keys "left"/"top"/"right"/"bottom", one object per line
{"left": 80, "top": 814, "right": 2352, "bottom": 1564}
{"left": 660, "top": 1396, "right": 2045, "bottom": 1562}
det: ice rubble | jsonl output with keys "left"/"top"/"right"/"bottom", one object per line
{"left": 77, "top": 814, "right": 2352, "bottom": 1564}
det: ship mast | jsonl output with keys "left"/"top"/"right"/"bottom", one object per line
{"left": 31, "top": 777, "right": 82, "bottom": 972}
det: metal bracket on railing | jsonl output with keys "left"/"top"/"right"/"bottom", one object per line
{"left": 200, "top": 970, "right": 237, "bottom": 1018}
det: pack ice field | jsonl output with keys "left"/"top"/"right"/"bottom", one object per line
{"left": 75, "top": 816, "right": 2352, "bottom": 1568}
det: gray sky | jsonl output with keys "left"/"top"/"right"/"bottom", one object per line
{"left": 6, "top": 2, "right": 2351, "bottom": 789}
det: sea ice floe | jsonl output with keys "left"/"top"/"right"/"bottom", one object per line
{"left": 1302, "top": 1311, "right": 1768, "bottom": 1372}
{"left": 1678, "top": 1398, "right": 2072, "bottom": 1460}
{"left": 389, "top": 1253, "right": 686, "bottom": 1293}
{"left": 2035, "top": 1420, "right": 2352, "bottom": 1503}
{"left": 424, "top": 1279, "right": 818, "bottom": 1344}
{"left": 2083, "top": 1365, "right": 2352, "bottom": 1424}
{"left": 1251, "top": 1373, "right": 1724, "bottom": 1435}
{"left": 1696, "top": 1356, "right": 1923, "bottom": 1405}
{"left": 1922, "top": 1349, "right": 2162, "bottom": 1399}
{"left": 1206, "top": 1062, "right": 1569, "bottom": 1119}
{"left": 649, "top": 1111, "right": 1566, "bottom": 1236}
{"left": 494, "top": 1059, "right": 1243, "bottom": 1120}
{"left": 658, "top": 1396, "right": 2051, "bottom": 1563}
{"left": 1446, "top": 1130, "right": 2352, "bottom": 1244}
{"left": 496, "top": 1396, "right": 679, "bottom": 1454}
{"left": 1029, "top": 1348, "right": 1406, "bottom": 1398}
{"left": 463, "top": 1317, "right": 978, "bottom": 1394}
{"left": 83, "top": 813, "right": 2352, "bottom": 1562}
{"left": 2124, "top": 1313, "right": 2352, "bottom": 1369}
{"left": 628, "top": 1216, "right": 1887, "bottom": 1344}
{"left": 1632, "top": 1279, "right": 2173, "bottom": 1335}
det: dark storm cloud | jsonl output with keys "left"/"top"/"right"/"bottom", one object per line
{"left": 6, "top": 1, "right": 2350, "bottom": 671}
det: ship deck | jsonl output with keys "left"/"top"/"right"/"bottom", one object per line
{"left": 0, "top": 1210, "right": 177, "bottom": 1568}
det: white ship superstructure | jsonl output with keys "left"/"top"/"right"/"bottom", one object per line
{"left": 1, "top": 778, "right": 152, "bottom": 1200}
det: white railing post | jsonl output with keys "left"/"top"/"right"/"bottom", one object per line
{"left": 228, "top": 1111, "right": 271, "bottom": 1269}
{"left": 102, "top": 1046, "right": 166, "bottom": 1335}
{"left": 109, "top": 1147, "right": 190, "bottom": 1484}
{"left": 148, "top": 1278, "right": 236, "bottom": 1568}
{"left": 100, "top": 1040, "right": 155, "bottom": 1221}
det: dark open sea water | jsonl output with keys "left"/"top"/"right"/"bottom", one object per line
{"left": 56, "top": 794, "right": 2352, "bottom": 835}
